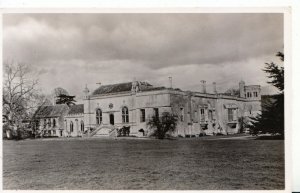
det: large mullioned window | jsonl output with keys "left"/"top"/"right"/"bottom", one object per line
{"left": 228, "top": 108, "right": 238, "bottom": 122}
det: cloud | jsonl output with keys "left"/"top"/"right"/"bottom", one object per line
{"left": 3, "top": 13, "right": 283, "bottom": 97}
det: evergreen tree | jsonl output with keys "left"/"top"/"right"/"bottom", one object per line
{"left": 250, "top": 52, "right": 284, "bottom": 136}
{"left": 56, "top": 94, "right": 76, "bottom": 106}
{"left": 52, "top": 87, "right": 76, "bottom": 106}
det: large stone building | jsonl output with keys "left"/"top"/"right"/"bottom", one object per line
{"left": 34, "top": 80, "right": 261, "bottom": 138}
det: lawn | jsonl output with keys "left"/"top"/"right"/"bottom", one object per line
{"left": 2, "top": 137, "right": 284, "bottom": 190}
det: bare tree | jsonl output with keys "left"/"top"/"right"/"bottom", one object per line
{"left": 3, "top": 61, "right": 43, "bottom": 129}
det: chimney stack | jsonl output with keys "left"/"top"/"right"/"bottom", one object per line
{"left": 200, "top": 80, "right": 206, "bottom": 93}
{"left": 213, "top": 82, "right": 217, "bottom": 94}
{"left": 168, "top": 77, "right": 173, "bottom": 88}
{"left": 239, "top": 80, "right": 245, "bottom": 98}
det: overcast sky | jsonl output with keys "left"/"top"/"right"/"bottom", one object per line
{"left": 3, "top": 13, "right": 283, "bottom": 99}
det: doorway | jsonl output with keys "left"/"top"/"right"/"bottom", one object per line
{"left": 109, "top": 113, "right": 114, "bottom": 125}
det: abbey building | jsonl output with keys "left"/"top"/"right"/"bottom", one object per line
{"left": 34, "top": 80, "right": 261, "bottom": 138}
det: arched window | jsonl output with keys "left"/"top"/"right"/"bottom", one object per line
{"left": 81, "top": 121, "right": 84, "bottom": 132}
{"left": 96, "top": 109, "right": 102, "bottom": 125}
{"left": 70, "top": 121, "right": 74, "bottom": 133}
{"left": 53, "top": 119, "right": 56, "bottom": 127}
{"left": 122, "top": 106, "right": 129, "bottom": 123}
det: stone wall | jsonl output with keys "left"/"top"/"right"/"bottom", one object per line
{"left": 84, "top": 90, "right": 171, "bottom": 136}
{"left": 64, "top": 114, "right": 85, "bottom": 137}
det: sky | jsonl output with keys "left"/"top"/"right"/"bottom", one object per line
{"left": 3, "top": 13, "right": 284, "bottom": 99}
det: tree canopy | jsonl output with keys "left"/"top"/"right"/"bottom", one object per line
{"left": 52, "top": 87, "right": 76, "bottom": 106}
{"left": 250, "top": 52, "right": 284, "bottom": 136}
{"left": 55, "top": 94, "right": 76, "bottom": 106}
{"left": 3, "top": 62, "right": 44, "bottom": 126}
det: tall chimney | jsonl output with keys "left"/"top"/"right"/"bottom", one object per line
{"left": 213, "top": 82, "right": 217, "bottom": 94}
{"left": 200, "top": 80, "right": 206, "bottom": 93}
{"left": 168, "top": 77, "right": 172, "bottom": 88}
{"left": 239, "top": 80, "right": 245, "bottom": 98}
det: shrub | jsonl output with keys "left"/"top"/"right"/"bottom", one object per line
{"left": 147, "top": 112, "right": 178, "bottom": 139}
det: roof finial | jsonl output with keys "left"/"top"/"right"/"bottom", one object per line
{"left": 83, "top": 84, "right": 89, "bottom": 95}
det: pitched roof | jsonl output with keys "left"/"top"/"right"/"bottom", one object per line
{"left": 34, "top": 104, "right": 69, "bottom": 118}
{"left": 92, "top": 81, "right": 155, "bottom": 95}
{"left": 68, "top": 104, "right": 84, "bottom": 115}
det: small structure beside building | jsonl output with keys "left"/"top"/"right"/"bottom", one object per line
{"left": 33, "top": 104, "right": 84, "bottom": 137}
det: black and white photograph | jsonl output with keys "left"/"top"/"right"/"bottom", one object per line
{"left": 2, "top": 11, "right": 286, "bottom": 190}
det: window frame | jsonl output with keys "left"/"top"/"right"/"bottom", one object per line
{"left": 200, "top": 108, "right": 205, "bottom": 122}
{"left": 180, "top": 107, "right": 184, "bottom": 122}
{"left": 70, "top": 121, "right": 74, "bottom": 133}
{"left": 96, "top": 108, "right": 102, "bottom": 125}
{"left": 254, "top": 92, "right": 258, "bottom": 97}
{"left": 140, "top": 109, "right": 146, "bottom": 123}
{"left": 208, "top": 110, "right": 213, "bottom": 121}
{"left": 81, "top": 121, "right": 84, "bottom": 132}
{"left": 122, "top": 106, "right": 129, "bottom": 123}
{"left": 53, "top": 118, "right": 56, "bottom": 127}
{"left": 228, "top": 109, "right": 234, "bottom": 122}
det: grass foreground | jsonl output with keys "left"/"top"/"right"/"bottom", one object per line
{"left": 3, "top": 137, "right": 284, "bottom": 190}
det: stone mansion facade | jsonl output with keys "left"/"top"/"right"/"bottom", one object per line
{"left": 34, "top": 80, "right": 261, "bottom": 138}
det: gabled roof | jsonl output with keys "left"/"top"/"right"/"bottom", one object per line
{"left": 68, "top": 104, "right": 84, "bottom": 115}
{"left": 34, "top": 104, "right": 69, "bottom": 118}
{"left": 92, "top": 81, "right": 155, "bottom": 95}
